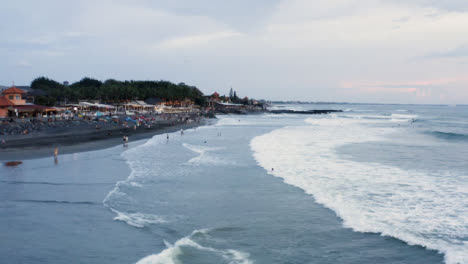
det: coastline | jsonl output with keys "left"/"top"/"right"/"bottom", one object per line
{"left": 0, "top": 109, "right": 342, "bottom": 162}
{"left": 0, "top": 117, "right": 212, "bottom": 161}
{"left": 0, "top": 110, "right": 450, "bottom": 263}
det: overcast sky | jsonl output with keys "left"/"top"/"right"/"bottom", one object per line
{"left": 1, "top": 0, "right": 468, "bottom": 103}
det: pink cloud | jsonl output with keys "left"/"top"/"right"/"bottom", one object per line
{"left": 360, "top": 87, "right": 418, "bottom": 93}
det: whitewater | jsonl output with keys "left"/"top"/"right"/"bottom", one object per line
{"left": 6, "top": 104, "right": 463, "bottom": 263}
{"left": 251, "top": 112, "right": 467, "bottom": 264}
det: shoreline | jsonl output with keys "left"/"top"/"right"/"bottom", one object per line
{"left": 0, "top": 109, "right": 449, "bottom": 264}
{"left": 0, "top": 109, "right": 343, "bottom": 162}
{"left": 0, "top": 117, "right": 213, "bottom": 161}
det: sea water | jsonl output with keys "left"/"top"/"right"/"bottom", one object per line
{"left": 1, "top": 104, "right": 466, "bottom": 264}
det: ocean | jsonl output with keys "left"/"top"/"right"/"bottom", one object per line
{"left": 1, "top": 104, "right": 467, "bottom": 264}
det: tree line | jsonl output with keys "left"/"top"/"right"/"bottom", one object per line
{"left": 30, "top": 77, "right": 206, "bottom": 106}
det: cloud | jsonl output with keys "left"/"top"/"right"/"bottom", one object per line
{"left": 157, "top": 31, "right": 243, "bottom": 49}
{"left": 425, "top": 44, "right": 468, "bottom": 58}
{"left": 126, "top": 0, "right": 280, "bottom": 30}
{"left": 387, "top": 0, "right": 468, "bottom": 12}
{"left": 1, "top": 0, "right": 468, "bottom": 104}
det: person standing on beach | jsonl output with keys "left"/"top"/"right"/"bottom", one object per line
{"left": 54, "top": 147, "right": 59, "bottom": 164}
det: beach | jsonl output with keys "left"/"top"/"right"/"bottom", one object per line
{"left": 1, "top": 104, "right": 467, "bottom": 264}
{"left": 3, "top": 1, "right": 467, "bottom": 262}
{"left": 0, "top": 112, "right": 210, "bottom": 161}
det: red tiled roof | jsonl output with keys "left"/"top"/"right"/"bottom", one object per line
{"left": 2, "top": 87, "right": 26, "bottom": 94}
{"left": 0, "top": 96, "right": 14, "bottom": 106}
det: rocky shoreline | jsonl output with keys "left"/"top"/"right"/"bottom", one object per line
{"left": 268, "top": 109, "right": 343, "bottom": 114}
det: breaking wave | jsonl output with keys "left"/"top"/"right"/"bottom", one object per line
{"left": 111, "top": 209, "right": 166, "bottom": 228}
{"left": 183, "top": 143, "right": 234, "bottom": 166}
{"left": 136, "top": 229, "right": 253, "bottom": 264}
{"left": 103, "top": 133, "right": 169, "bottom": 225}
{"left": 250, "top": 116, "right": 467, "bottom": 264}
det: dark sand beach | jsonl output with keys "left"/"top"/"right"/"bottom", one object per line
{"left": 0, "top": 117, "right": 211, "bottom": 161}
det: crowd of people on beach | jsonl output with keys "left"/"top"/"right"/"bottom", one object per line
{"left": 0, "top": 109, "right": 212, "bottom": 165}
{"left": 0, "top": 110, "right": 205, "bottom": 139}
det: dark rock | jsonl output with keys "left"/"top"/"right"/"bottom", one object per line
{"left": 268, "top": 109, "right": 343, "bottom": 114}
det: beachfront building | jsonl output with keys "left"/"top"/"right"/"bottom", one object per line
{"left": 65, "top": 102, "right": 116, "bottom": 117}
{"left": 0, "top": 87, "right": 26, "bottom": 118}
{"left": 0, "top": 96, "right": 14, "bottom": 118}
{"left": 0, "top": 86, "right": 58, "bottom": 118}
{"left": 121, "top": 101, "right": 156, "bottom": 114}
{"left": 205, "top": 92, "right": 222, "bottom": 107}
{"left": 214, "top": 101, "right": 244, "bottom": 110}
{"left": 164, "top": 98, "right": 194, "bottom": 107}
{"left": 2, "top": 87, "right": 26, "bottom": 105}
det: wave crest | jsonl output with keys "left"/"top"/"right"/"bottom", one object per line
{"left": 428, "top": 131, "right": 468, "bottom": 142}
{"left": 136, "top": 229, "right": 253, "bottom": 264}
{"left": 111, "top": 209, "right": 166, "bottom": 228}
{"left": 251, "top": 116, "right": 467, "bottom": 264}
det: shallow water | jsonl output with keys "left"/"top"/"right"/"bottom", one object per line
{"left": 1, "top": 104, "right": 466, "bottom": 264}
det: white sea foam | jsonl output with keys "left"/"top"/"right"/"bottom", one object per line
{"left": 339, "top": 114, "right": 392, "bottom": 120}
{"left": 251, "top": 116, "right": 467, "bottom": 264}
{"left": 183, "top": 143, "right": 234, "bottom": 166}
{"left": 129, "top": 182, "right": 143, "bottom": 188}
{"left": 215, "top": 117, "right": 247, "bottom": 126}
{"left": 103, "top": 133, "right": 173, "bottom": 223}
{"left": 136, "top": 229, "right": 253, "bottom": 264}
{"left": 353, "top": 109, "right": 373, "bottom": 112}
{"left": 215, "top": 116, "right": 268, "bottom": 127}
{"left": 334, "top": 113, "right": 418, "bottom": 123}
{"left": 390, "top": 113, "right": 418, "bottom": 122}
{"left": 111, "top": 209, "right": 166, "bottom": 228}
{"left": 390, "top": 113, "right": 418, "bottom": 120}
